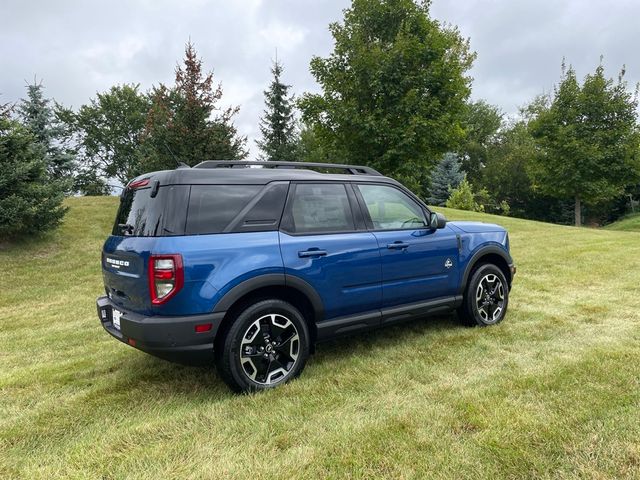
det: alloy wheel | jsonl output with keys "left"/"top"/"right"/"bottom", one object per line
{"left": 475, "top": 273, "right": 505, "bottom": 324}
{"left": 239, "top": 313, "right": 300, "bottom": 385}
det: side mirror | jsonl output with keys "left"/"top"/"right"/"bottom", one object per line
{"left": 429, "top": 212, "right": 447, "bottom": 230}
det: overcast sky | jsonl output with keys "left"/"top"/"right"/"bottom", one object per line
{"left": 2, "top": 0, "right": 639, "bottom": 159}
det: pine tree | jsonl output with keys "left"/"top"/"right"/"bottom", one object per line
{"left": 0, "top": 116, "right": 67, "bottom": 237}
{"left": 256, "top": 59, "right": 299, "bottom": 161}
{"left": 143, "top": 41, "right": 247, "bottom": 171}
{"left": 427, "top": 152, "right": 465, "bottom": 206}
{"left": 17, "top": 81, "right": 76, "bottom": 191}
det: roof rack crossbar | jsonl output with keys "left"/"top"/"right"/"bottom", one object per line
{"left": 194, "top": 160, "right": 381, "bottom": 176}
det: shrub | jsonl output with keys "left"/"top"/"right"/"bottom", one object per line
{"left": 446, "top": 178, "right": 484, "bottom": 212}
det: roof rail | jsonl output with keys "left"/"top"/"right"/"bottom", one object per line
{"left": 193, "top": 160, "right": 381, "bottom": 176}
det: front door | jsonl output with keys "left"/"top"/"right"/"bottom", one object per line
{"left": 354, "top": 183, "right": 459, "bottom": 308}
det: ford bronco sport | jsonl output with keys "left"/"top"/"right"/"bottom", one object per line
{"left": 97, "top": 161, "right": 515, "bottom": 392}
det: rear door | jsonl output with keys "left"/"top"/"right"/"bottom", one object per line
{"left": 354, "top": 183, "right": 459, "bottom": 308}
{"left": 279, "top": 182, "right": 381, "bottom": 321}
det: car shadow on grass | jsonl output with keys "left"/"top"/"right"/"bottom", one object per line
{"left": 113, "top": 312, "right": 462, "bottom": 397}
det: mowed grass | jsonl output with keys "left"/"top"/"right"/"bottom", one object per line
{"left": 606, "top": 212, "right": 640, "bottom": 232}
{"left": 1, "top": 197, "right": 640, "bottom": 479}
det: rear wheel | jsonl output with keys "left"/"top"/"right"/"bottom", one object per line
{"left": 216, "top": 299, "right": 310, "bottom": 393}
{"left": 458, "top": 263, "right": 509, "bottom": 326}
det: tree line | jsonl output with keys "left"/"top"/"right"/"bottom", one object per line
{"left": 2, "top": 0, "right": 639, "bottom": 238}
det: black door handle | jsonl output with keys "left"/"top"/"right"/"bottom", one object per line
{"left": 387, "top": 241, "right": 410, "bottom": 250}
{"left": 298, "top": 249, "right": 328, "bottom": 258}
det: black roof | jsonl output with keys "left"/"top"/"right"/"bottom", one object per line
{"left": 134, "top": 161, "right": 399, "bottom": 186}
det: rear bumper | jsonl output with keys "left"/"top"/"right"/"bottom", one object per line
{"left": 96, "top": 296, "right": 225, "bottom": 361}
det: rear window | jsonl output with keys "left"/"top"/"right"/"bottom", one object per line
{"left": 185, "top": 185, "right": 262, "bottom": 234}
{"left": 112, "top": 185, "right": 189, "bottom": 236}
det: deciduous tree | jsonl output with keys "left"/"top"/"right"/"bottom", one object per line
{"left": 529, "top": 63, "right": 640, "bottom": 226}
{"left": 458, "top": 100, "right": 502, "bottom": 184}
{"left": 298, "top": 0, "right": 475, "bottom": 193}
{"left": 58, "top": 84, "right": 150, "bottom": 186}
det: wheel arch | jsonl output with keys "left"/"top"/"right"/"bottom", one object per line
{"left": 459, "top": 246, "right": 513, "bottom": 295}
{"left": 212, "top": 274, "right": 323, "bottom": 353}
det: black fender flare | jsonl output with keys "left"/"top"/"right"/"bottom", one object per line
{"left": 458, "top": 246, "right": 513, "bottom": 295}
{"left": 212, "top": 273, "right": 325, "bottom": 321}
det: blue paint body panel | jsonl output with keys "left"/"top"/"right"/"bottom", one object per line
{"left": 279, "top": 231, "right": 382, "bottom": 320}
{"left": 370, "top": 225, "right": 460, "bottom": 307}
{"left": 102, "top": 222, "right": 512, "bottom": 319}
{"left": 102, "top": 232, "right": 283, "bottom": 316}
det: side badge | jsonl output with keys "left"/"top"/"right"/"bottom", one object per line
{"left": 444, "top": 258, "right": 453, "bottom": 269}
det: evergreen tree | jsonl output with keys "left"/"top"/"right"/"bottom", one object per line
{"left": 299, "top": 0, "right": 475, "bottom": 193}
{"left": 143, "top": 41, "right": 247, "bottom": 171}
{"left": 427, "top": 152, "right": 465, "bottom": 206}
{"left": 0, "top": 100, "right": 11, "bottom": 118}
{"left": 256, "top": 59, "right": 299, "bottom": 161}
{"left": 529, "top": 62, "right": 640, "bottom": 226}
{"left": 17, "top": 81, "right": 76, "bottom": 191}
{"left": 0, "top": 116, "right": 67, "bottom": 237}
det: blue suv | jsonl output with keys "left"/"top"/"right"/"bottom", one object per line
{"left": 97, "top": 161, "right": 515, "bottom": 392}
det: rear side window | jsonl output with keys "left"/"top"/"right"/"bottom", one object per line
{"left": 113, "top": 185, "right": 189, "bottom": 236}
{"left": 186, "top": 185, "right": 262, "bottom": 234}
{"left": 284, "top": 183, "right": 355, "bottom": 234}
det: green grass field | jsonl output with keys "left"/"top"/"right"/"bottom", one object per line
{"left": 2, "top": 197, "right": 640, "bottom": 479}
{"left": 606, "top": 212, "right": 640, "bottom": 232}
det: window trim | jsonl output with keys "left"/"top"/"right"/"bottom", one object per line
{"left": 279, "top": 181, "right": 365, "bottom": 236}
{"left": 353, "top": 182, "right": 431, "bottom": 232}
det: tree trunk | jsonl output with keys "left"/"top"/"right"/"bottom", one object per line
{"left": 574, "top": 196, "right": 582, "bottom": 227}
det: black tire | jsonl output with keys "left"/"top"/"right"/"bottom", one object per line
{"left": 215, "top": 299, "right": 310, "bottom": 393}
{"left": 458, "top": 263, "right": 509, "bottom": 327}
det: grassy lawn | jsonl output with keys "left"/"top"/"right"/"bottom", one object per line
{"left": 606, "top": 212, "right": 640, "bottom": 232}
{"left": 1, "top": 196, "right": 640, "bottom": 479}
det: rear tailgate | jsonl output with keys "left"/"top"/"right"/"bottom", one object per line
{"left": 102, "top": 236, "right": 155, "bottom": 314}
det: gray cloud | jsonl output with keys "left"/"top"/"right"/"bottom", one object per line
{"left": 1, "top": 0, "right": 638, "bottom": 159}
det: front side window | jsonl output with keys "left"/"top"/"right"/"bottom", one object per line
{"left": 357, "top": 184, "right": 427, "bottom": 230}
{"left": 286, "top": 183, "right": 355, "bottom": 234}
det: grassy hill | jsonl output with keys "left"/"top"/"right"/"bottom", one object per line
{"left": 1, "top": 197, "right": 640, "bottom": 479}
{"left": 606, "top": 212, "right": 640, "bottom": 232}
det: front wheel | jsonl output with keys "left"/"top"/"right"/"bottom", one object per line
{"left": 216, "top": 299, "right": 310, "bottom": 393}
{"left": 458, "top": 263, "right": 509, "bottom": 326}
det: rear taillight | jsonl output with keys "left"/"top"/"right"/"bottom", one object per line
{"left": 148, "top": 254, "right": 184, "bottom": 305}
